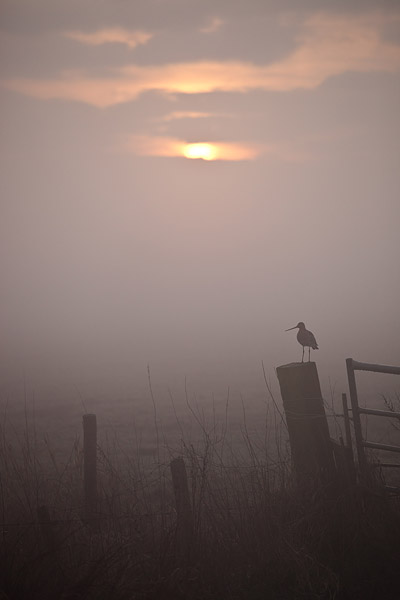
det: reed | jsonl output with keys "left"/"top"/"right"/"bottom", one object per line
{"left": 1, "top": 391, "right": 400, "bottom": 599}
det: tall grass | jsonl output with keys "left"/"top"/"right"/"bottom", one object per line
{"left": 1, "top": 393, "right": 400, "bottom": 600}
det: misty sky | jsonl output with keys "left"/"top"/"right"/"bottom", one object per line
{"left": 1, "top": 0, "right": 399, "bottom": 397}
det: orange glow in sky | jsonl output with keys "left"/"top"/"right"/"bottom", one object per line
{"left": 125, "top": 135, "right": 262, "bottom": 161}
{"left": 183, "top": 143, "right": 217, "bottom": 160}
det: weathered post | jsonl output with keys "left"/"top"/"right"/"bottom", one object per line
{"left": 170, "top": 457, "right": 193, "bottom": 560}
{"left": 83, "top": 413, "right": 97, "bottom": 523}
{"left": 37, "top": 505, "right": 56, "bottom": 553}
{"left": 341, "top": 393, "right": 354, "bottom": 465}
{"left": 276, "top": 362, "right": 335, "bottom": 486}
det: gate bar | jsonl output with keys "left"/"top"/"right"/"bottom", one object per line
{"left": 358, "top": 407, "right": 400, "bottom": 419}
{"left": 362, "top": 440, "right": 400, "bottom": 454}
{"left": 351, "top": 360, "right": 400, "bottom": 375}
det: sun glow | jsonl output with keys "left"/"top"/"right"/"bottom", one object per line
{"left": 125, "top": 135, "right": 262, "bottom": 161}
{"left": 183, "top": 143, "right": 217, "bottom": 160}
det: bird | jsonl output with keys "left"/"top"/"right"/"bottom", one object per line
{"left": 285, "top": 322, "right": 318, "bottom": 363}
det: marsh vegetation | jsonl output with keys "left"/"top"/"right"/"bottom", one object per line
{"left": 1, "top": 378, "right": 400, "bottom": 599}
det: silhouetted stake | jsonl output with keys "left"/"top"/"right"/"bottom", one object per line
{"left": 342, "top": 393, "right": 354, "bottom": 464}
{"left": 345, "top": 359, "right": 367, "bottom": 476}
{"left": 276, "top": 362, "right": 335, "bottom": 487}
{"left": 83, "top": 413, "right": 97, "bottom": 523}
{"left": 37, "top": 505, "right": 56, "bottom": 553}
{"left": 170, "top": 457, "right": 193, "bottom": 560}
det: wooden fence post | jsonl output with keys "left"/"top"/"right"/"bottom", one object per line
{"left": 37, "top": 505, "right": 56, "bottom": 553}
{"left": 170, "top": 457, "right": 193, "bottom": 559}
{"left": 83, "top": 413, "right": 97, "bottom": 523}
{"left": 342, "top": 393, "right": 354, "bottom": 465}
{"left": 276, "top": 362, "right": 335, "bottom": 487}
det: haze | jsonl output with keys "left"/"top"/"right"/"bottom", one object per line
{"left": 1, "top": 0, "right": 399, "bottom": 401}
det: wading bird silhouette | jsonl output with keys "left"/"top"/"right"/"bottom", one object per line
{"left": 285, "top": 322, "right": 318, "bottom": 363}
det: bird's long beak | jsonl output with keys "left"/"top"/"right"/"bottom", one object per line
{"left": 285, "top": 326, "right": 298, "bottom": 331}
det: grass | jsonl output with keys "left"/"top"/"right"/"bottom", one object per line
{"left": 1, "top": 388, "right": 400, "bottom": 599}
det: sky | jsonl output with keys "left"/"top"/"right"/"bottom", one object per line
{"left": 0, "top": 0, "right": 399, "bottom": 400}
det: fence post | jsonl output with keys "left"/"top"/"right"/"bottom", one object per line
{"left": 37, "top": 505, "right": 56, "bottom": 553}
{"left": 345, "top": 358, "right": 366, "bottom": 476}
{"left": 170, "top": 457, "right": 193, "bottom": 560}
{"left": 276, "top": 362, "right": 335, "bottom": 487}
{"left": 341, "top": 393, "right": 354, "bottom": 463}
{"left": 83, "top": 413, "right": 97, "bottom": 523}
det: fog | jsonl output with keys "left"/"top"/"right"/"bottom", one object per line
{"left": 1, "top": 1, "right": 399, "bottom": 406}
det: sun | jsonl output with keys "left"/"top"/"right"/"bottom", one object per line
{"left": 183, "top": 142, "right": 217, "bottom": 160}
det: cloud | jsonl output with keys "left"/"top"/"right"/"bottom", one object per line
{"left": 124, "top": 135, "right": 262, "bottom": 161}
{"left": 64, "top": 28, "right": 153, "bottom": 49}
{"left": 200, "top": 17, "right": 224, "bottom": 34}
{"left": 158, "top": 111, "right": 229, "bottom": 122}
{"left": 3, "top": 13, "right": 400, "bottom": 107}
{"left": 123, "top": 134, "right": 312, "bottom": 162}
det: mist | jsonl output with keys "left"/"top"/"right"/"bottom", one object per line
{"left": 1, "top": 1, "right": 399, "bottom": 407}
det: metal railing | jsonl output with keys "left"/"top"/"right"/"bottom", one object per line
{"left": 346, "top": 358, "right": 400, "bottom": 481}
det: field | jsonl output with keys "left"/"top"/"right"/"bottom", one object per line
{"left": 1, "top": 368, "right": 400, "bottom": 599}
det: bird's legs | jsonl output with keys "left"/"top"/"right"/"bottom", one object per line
{"left": 301, "top": 346, "right": 304, "bottom": 363}
{"left": 308, "top": 347, "right": 311, "bottom": 362}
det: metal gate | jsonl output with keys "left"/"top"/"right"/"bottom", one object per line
{"left": 346, "top": 358, "right": 400, "bottom": 487}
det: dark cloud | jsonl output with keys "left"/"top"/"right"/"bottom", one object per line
{"left": 1, "top": 0, "right": 400, "bottom": 35}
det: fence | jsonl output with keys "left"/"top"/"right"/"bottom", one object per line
{"left": 346, "top": 358, "right": 400, "bottom": 486}
{"left": 3, "top": 358, "right": 400, "bottom": 546}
